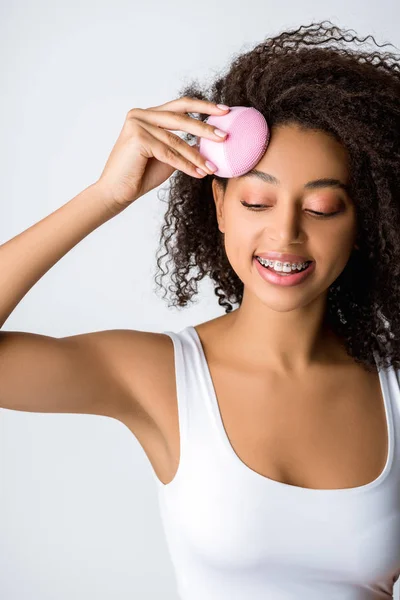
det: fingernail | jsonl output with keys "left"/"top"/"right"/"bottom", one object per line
{"left": 217, "top": 104, "right": 229, "bottom": 111}
{"left": 205, "top": 160, "right": 218, "bottom": 172}
{"left": 214, "top": 128, "right": 228, "bottom": 138}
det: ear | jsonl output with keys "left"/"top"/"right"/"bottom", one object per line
{"left": 211, "top": 178, "right": 226, "bottom": 234}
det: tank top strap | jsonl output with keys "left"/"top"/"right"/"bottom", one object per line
{"left": 151, "top": 325, "right": 221, "bottom": 490}
{"left": 374, "top": 349, "right": 400, "bottom": 467}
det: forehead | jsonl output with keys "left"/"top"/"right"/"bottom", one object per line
{"left": 232, "top": 124, "right": 350, "bottom": 192}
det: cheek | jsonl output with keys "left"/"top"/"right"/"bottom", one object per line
{"left": 223, "top": 234, "right": 248, "bottom": 266}
{"left": 223, "top": 216, "right": 253, "bottom": 249}
{"left": 221, "top": 232, "right": 254, "bottom": 276}
{"left": 314, "top": 216, "right": 356, "bottom": 253}
{"left": 319, "top": 243, "right": 354, "bottom": 286}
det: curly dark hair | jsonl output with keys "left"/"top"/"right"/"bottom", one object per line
{"left": 153, "top": 20, "right": 400, "bottom": 374}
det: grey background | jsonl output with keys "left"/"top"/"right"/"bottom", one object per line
{"left": 1, "top": 1, "right": 399, "bottom": 598}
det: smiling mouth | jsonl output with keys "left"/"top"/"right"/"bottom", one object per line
{"left": 255, "top": 256, "right": 313, "bottom": 274}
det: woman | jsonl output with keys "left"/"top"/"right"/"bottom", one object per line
{"left": 1, "top": 20, "right": 400, "bottom": 600}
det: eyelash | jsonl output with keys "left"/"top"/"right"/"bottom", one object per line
{"left": 240, "top": 201, "right": 341, "bottom": 218}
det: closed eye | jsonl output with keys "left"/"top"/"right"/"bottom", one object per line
{"left": 240, "top": 201, "right": 341, "bottom": 218}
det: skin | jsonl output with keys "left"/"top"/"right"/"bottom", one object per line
{"left": 211, "top": 122, "right": 359, "bottom": 376}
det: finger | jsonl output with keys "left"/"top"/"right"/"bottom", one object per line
{"left": 139, "top": 122, "right": 216, "bottom": 178}
{"left": 129, "top": 107, "right": 228, "bottom": 144}
{"left": 147, "top": 96, "right": 230, "bottom": 116}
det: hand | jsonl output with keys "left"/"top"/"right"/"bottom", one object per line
{"left": 95, "top": 97, "right": 230, "bottom": 214}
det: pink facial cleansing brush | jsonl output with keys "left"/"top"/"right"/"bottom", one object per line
{"left": 198, "top": 106, "right": 270, "bottom": 178}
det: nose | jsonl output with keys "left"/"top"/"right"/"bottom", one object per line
{"left": 267, "top": 204, "right": 305, "bottom": 247}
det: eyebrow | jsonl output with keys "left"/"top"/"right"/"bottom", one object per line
{"left": 239, "top": 169, "right": 351, "bottom": 194}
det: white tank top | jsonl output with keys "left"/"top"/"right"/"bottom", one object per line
{"left": 151, "top": 325, "right": 400, "bottom": 599}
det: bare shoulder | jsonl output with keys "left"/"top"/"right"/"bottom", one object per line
{"left": 98, "top": 329, "right": 175, "bottom": 434}
{"left": 111, "top": 321, "right": 224, "bottom": 484}
{"left": 106, "top": 318, "right": 228, "bottom": 480}
{"left": 59, "top": 327, "right": 176, "bottom": 427}
{"left": 87, "top": 328, "right": 176, "bottom": 420}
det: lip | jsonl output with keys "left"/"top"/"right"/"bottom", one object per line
{"left": 255, "top": 252, "right": 313, "bottom": 264}
{"left": 254, "top": 256, "right": 315, "bottom": 287}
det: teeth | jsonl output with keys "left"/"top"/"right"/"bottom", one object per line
{"left": 257, "top": 257, "right": 310, "bottom": 272}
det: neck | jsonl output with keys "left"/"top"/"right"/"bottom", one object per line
{"left": 223, "top": 288, "right": 345, "bottom": 375}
